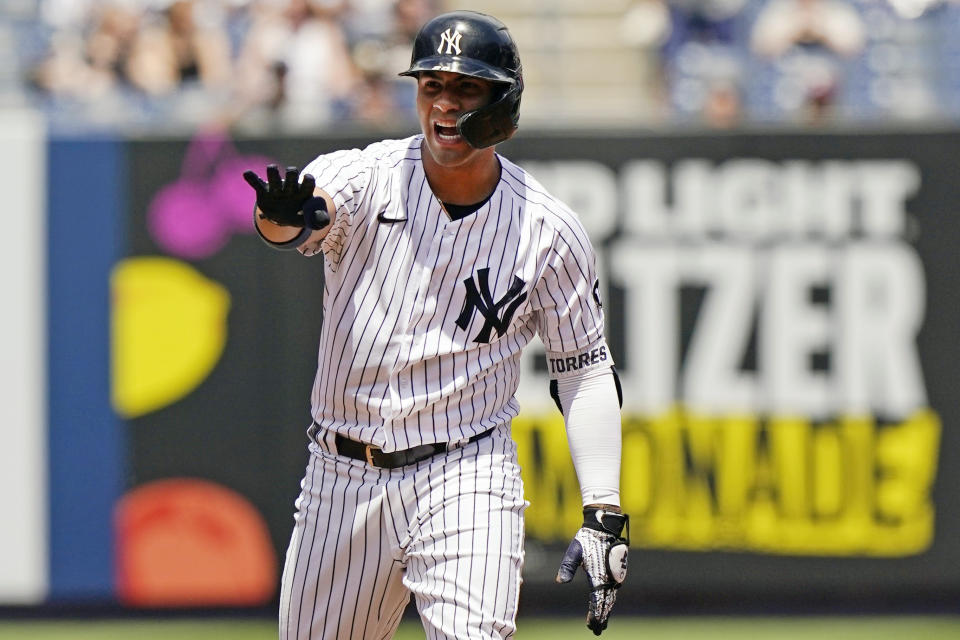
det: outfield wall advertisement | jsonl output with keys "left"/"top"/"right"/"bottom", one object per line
{"left": 513, "top": 153, "right": 938, "bottom": 556}
{"left": 501, "top": 132, "right": 956, "bottom": 605}
{"left": 21, "top": 128, "right": 959, "bottom": 609}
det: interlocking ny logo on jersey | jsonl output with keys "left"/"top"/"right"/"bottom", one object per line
{"left": 437, "top": 28, "right": 462, "bottom": 55}
{"left": 456, "top": 268, "right": 527, "bottom": 343}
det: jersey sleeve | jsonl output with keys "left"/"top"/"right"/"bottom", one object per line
{"left": 533, "top": 221, "right": 614, "bottom": 379}
{"left": 301, "top": 148, "right": 373, "bottom": 266}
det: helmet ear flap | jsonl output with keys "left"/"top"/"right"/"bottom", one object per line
{"left": 456, "top": 80, "right": 522, "bottom": 148}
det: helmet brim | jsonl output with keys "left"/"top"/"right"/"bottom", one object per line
{"left": 399, "top": 56, "right": 516, "bottom": 85}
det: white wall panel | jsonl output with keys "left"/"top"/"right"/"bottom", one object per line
{"left": 0, "top": 108, "right": 47, "bottom": 603}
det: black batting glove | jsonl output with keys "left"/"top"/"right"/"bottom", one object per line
{"left": 243, "top": 165, "right": 328, "bottom": 230}
{"left": 556, "top": 506, "right": 629, "bottom": 636}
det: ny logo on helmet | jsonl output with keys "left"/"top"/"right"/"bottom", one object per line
{"left": 437, "top": 28, "right": 462, "bottom": 55}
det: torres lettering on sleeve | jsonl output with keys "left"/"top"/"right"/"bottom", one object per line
{"left": 549, "top": 346, "right": 608, "bottom": 374}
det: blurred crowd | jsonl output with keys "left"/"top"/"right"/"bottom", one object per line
{"left": 2, "top": 0, "right": 959, "bottom": 131}
{"left": 11, "top": 0, "right": 438, "bottom": 131}
{"left": 634, "top": 0, "right": 960, "bottom": 127}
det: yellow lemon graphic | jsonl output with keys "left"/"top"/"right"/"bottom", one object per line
{"left": 112, "top": 257, "right": 230, "bottom": 418}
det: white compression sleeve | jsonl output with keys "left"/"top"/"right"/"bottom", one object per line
{"left": 556, "top": 367, "right": 622, "bottom": 507}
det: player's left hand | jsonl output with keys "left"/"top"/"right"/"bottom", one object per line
{"left": 556, "top": 506, "right": 629, "bottom": 636}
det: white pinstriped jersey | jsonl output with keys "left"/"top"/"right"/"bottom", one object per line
{"left": 303, "top": 135, "right": 613, "bottom": 452}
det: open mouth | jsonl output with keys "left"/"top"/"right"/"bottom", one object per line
{"left": 434, "top": 122, "right": 462, "bottom": 143}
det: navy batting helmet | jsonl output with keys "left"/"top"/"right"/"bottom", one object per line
{"left": 399, "top": 11, "right": 523, "bottom": 149}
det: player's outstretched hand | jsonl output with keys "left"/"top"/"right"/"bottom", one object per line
{"left": 243, "top": 165, "right": 328, "bottom": 230}
{"left": 556, "top": 506, "right": 629, "bottom": 636}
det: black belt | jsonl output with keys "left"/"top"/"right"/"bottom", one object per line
{"left": 329, "top": 428, "right": 495, "bottom": 469}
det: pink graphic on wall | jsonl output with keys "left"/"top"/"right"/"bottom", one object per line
{"left": 147, "top": 131, "right": 274, "bottom": 259}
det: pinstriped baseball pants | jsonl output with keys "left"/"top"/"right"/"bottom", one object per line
{"left": 278, "top": 424, "right": 528, "bottom": 639}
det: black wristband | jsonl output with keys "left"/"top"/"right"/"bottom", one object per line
{"left": 582, "top": 506, "right": 629, "bottom": 542}
{"left": 254, "top": 205, "right": 313, "bottom": 251}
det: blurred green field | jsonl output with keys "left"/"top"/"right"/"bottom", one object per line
{"left": 0, "top": 616, "right": 958, "bottom": 639}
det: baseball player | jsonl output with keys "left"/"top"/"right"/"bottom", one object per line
{"left": 243, "top": 11, "right": 628, "bottom": 639}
